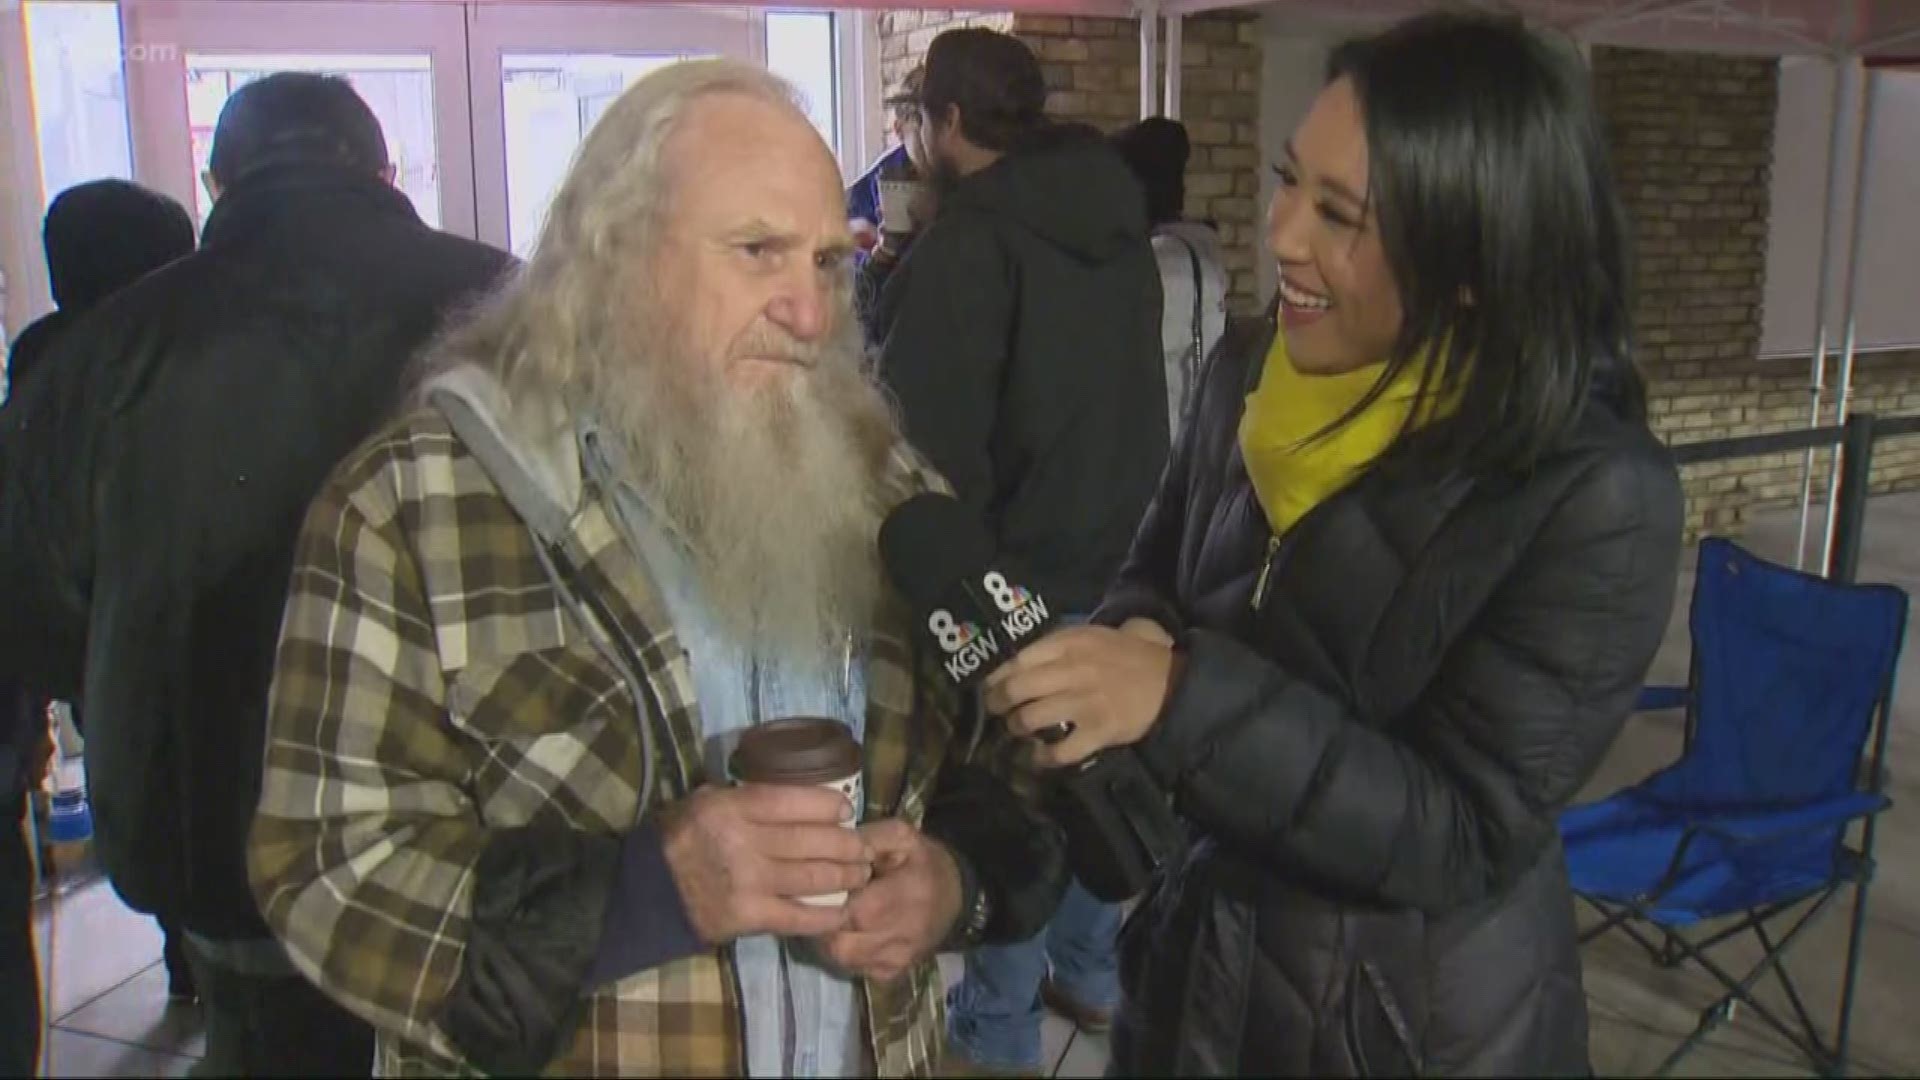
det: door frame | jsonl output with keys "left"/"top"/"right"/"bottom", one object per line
{"left": 120, "top": 0, "right": 478, "bottom": 236}
{"left": 465, "top": 3, "right": 762, "bottom": 251}
{"left": 0, "top": 10, "right": 48, "bottom": 340}
{"left": 3, "top": 0, "right": 878, "bottom": 327}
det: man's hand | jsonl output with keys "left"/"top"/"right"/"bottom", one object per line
{"left": 660, "top": 783, "right": 874, "bottom": 946}
{"left": 817, "top": 819, "right": 962, "bottom": 984}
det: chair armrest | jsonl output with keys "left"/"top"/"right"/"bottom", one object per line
{"left": 1641, "top": 793, "right": 1891, "bottom": 902}
{"left": 1636, "top": 686, "right": 1689, "bottom": 712}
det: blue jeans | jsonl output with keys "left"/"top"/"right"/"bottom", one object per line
{"left": 947, "top": 879, "right": 1120, "bottom": 1070}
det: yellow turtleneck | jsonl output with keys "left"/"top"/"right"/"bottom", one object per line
{"left": 1237, "top": 329, "right": 1453, "bottom": 537}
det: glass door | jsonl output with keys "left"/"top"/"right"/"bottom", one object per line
{"left": 9, "top": 1, "right": 867, "bottom": 338}
{"left": 466, "top": 4, "right": 761, "bottom": 256}
{"left": 120, "top": 1, "right": 474, "bottom": 235}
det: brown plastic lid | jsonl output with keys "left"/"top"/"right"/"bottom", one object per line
{"left": 730, "top": 717, "right": 861, "bottom": 785}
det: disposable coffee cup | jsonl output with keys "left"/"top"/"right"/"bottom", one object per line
{"left": 730, "top": 717, "right": 864, "bottom": 907}
{"left": 876, "top": 178, "right": 925, "bottom": 235}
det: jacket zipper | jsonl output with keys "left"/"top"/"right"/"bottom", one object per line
{"left": 1250, "top": 534, "right": 1282, "bottom": 612}
{"left": 1247, "top": 471, "right": 1353, "bottom": 615}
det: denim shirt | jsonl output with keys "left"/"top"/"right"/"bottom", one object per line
{"left": 581, "top": 421, "right": 869, "bottom": 1078}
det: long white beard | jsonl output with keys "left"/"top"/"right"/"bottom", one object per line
{"left": 589, "top": 314, "right": 898, "bottom": 675}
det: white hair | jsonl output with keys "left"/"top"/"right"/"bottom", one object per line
{"left": 424, "top": 59, "right": 810, "bottom": 397}
{"left": 420, "top": 60, "right": 902, "bottom": 666}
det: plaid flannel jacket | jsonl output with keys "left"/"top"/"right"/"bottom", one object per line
{"left": 251, "top": 394, "right": 968, "bottom": 1077}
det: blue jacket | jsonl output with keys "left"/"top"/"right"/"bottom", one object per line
{"left": 846, "top": 144, "right": 910, "bottom": 225}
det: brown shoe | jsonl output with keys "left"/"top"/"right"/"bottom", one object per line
{"left": 1040, "top": 976, "right": 1113, "bottom": 1034}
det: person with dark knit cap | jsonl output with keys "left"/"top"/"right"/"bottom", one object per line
{"left": 5, "top": 180, "right": 194, "bottom": 395}
{"left": 1110, "top": 118, "right": 1228, "bottom": 440}
{"left": 1, "top": 180, "right": 196, "bottom": 1032}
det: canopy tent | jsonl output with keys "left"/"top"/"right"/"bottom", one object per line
{"left": 807, "top": 0, "right": 1920, "bottom": 55}
{"left": 1154, "top": 1, "right": 1920, "bottom": 55}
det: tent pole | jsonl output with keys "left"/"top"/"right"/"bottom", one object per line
{"left": 1819, "top": 67, "right": 1882, "bottom": 574}
{"left": 1139, "top": 1, "right": 1160, "bottom": 121}
{"left": 1163, "top": 13, "right": 1183, "bottom": 120}
{"left": 1795, "top": 54, "right": 1858, "bottom": 569}
{"left": 1859, "top": 21, "right": 1920, "bottom": 54}
{"left": 1571, "top": 0, "right": 1704, "bottom": 36}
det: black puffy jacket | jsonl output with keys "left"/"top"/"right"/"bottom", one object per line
{"left": 1096, "top": 317, "right": 1684, "bottom": 1076}
{"left": 0, "top": 166, "right": 510, "bottom": 939}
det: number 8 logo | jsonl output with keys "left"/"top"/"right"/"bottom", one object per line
{"left": 928, "top": 610, "right": 967, "bottom": 652}
{"left": 983, "top": 572, "right": 1020, "bottom": 614}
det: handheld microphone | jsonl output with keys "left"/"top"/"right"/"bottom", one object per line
{"left": 879, "top": 493, "right": 1185, "bottom": 901}
{"left": 877, "top": 493, "right": 1064, "bottom": 732}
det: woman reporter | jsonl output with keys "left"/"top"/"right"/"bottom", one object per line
{"left": 984, "top": 11, "right": 1683, "bottom": 1076}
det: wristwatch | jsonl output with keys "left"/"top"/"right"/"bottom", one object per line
{"left": 942, "top": 845, "right": 994, "bottom": 951}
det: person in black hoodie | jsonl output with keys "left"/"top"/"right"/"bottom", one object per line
{"left": 6, "top": 179, "right": 195, "bottom": 397}
{"left": 0, "top": 72, "right": 511, "bottom": 1077}
{"left": 4, "top": 177, "right": 196, "bottom": 1041}
{"left": 866, "top": 28, "right": 1167, "bottom": 1075}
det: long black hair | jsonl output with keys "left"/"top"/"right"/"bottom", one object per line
{"left": 1325, "top": 9, "right": 1644, "bottom": 476}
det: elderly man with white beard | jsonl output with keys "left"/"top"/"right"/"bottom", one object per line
{"left": 248, "top": 61, "right": 1068, "bottom": 1079}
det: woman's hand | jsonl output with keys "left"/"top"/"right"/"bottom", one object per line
{"left": 1118, "top": 617, "right": 1175, "bottom": 647}
{"left": 983, "top": 624, "right": 1179, "bottom": 768}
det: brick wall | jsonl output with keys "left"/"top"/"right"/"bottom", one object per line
{"left": 1014, "top": 13, "right": 1263, "bottom": 309}
{"left": 875, "top": 11, "right": 1265, "bottom": 311}
{"left": 1641, "top": 351, "right": 1920, "bottom": 539}
{"left": 1593, "top": 46, "right": 1920, "bottom": 538}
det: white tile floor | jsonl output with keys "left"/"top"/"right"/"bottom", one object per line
{"left": 27, "top": 492, "right": 1920, "bottom": 1078}
{"left": 58, "top": 964, "right": 205, "bottom": 1061}
{"left": 31, "top": 867, "right": 198, "bottom": 1078}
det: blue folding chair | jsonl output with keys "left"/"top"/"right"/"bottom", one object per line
{"left": 1560, "top": 537, "right": 1909, "bottom": 1077}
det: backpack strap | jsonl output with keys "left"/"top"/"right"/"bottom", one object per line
{"left": 1171, "top": 234, "right": 1208, "bottom": 421}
